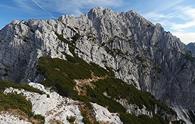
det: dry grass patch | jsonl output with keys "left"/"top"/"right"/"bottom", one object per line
{"left": 79, "top": 102, "right": 98, "bottom": 124}
{"left": 74, "top": 72, "right": 107, "bottom": 96}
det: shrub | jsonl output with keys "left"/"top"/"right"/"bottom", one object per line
{"left": 37, "top": 54, "right": 110, "bottom": 98}
{"left": 37, "top": 55, "right": 175, "bottom": 124}
{"left": 0, "top": 82, "right": 45, "bottom": 124}
{"left": 32, "top": 114, "right": 45, "bottom": 124}
{"left": 120, "top": 113, "right": 168, "bottom": 124}
{"left": 0, "top": 93, "right": 32, "bottom": 116}
{"left": 0, "top": 80, "right": 43, "bottom": 94}
{"left": 67, "top": 116, "right": 76, "bottom": 123}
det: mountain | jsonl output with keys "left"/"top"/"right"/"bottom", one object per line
{"left": 186, "top": 42, "right": 195, "bottom": 57}
{"left": 0, "top": 7, "right": 194, "bottom": 123}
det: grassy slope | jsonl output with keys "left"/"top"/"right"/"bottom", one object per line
{"left": 0, "top": 93, "right": 32, "bottom": 115}
{"left": 0, "top": 81, "right": 43, "bottom": 94}
{"left": 37, "top": 54, "right": 176, "bottom": 124}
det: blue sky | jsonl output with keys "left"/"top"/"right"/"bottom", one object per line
{"left": 0, "top": 0, "right": 195, "bottom": 44}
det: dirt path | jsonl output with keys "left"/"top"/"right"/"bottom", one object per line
{"left": 74, "top": 73, "right": 107, "bottom": 96}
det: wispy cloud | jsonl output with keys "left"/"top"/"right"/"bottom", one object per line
{"left": 0, "top": 0, "right": 124, "bottom": 29}
{"left": 144, "top": 1, "right": 195, "bottom": 44}
{"left": 172, "top": 32, "right": 195, "bottom": 44}
{"left": 31, "top": 0, "right": 54, "bottom": 18}
{"left": 12, "top": 0, "right": 123, "bottom": 16}
{"left": 13, "top": 0, "right": 34, "bottom": 11}
{"left": 151, "top": 0, "right": 184, "bottom": 12}
{"left": 170, "top": 6, "right": 195, "bottom": 31}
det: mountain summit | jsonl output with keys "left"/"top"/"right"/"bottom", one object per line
{"left": 0, "top": 7, "right": 194, "bottom": 123}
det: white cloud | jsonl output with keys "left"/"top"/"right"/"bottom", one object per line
{"left": 144, "top": 4, "right": 195, "bottom": 44}
{"left": 172, "top": 32, "right": 195, "bottom": 44}
{"left": 170, "top": 6, "right": 195, "bottom": 31}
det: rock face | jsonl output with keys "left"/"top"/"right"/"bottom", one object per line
{"left": 4, "top": 84, "right": 84, "bottom": 124}
{"left": 0, "top": 7, "right": 195, "bottom": 123}
{"left": 3, "top": 82, "right": 123, "bottom": 124}
{"left": 91, "top": 103, "right": 123, "bottom": 124}
{"left": 186, "top": 42, "right": 195, "bottom": 57}
{"left": 0, "top": 112, "right": 31, "bottom": 124}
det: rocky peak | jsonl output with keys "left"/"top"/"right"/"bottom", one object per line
{"left": 88, "top": 7, "right": 115, "bottom": 18}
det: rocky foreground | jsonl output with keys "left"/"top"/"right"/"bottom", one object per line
{"left": 1, "top": 82, "right": 122, "bottom": 124}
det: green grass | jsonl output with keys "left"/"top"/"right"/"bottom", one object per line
{"left": 37, "top": 55, "right": 176, "bottom": 124}
{"left": 0, "top": 92, "right": 45, "bottom": 123}
{"left": 37, "top": 54, "right": 111, "bottom": 97}
{"left": 0, "top": 79, "right": 46, "bottom": 123}
{"left": 0, "top": 93, "right": 32, "bottom": 116}
{"left": 0, "top": 81, "right": 45, "bottom": 123}
{"left": 120, "top": 113, "right": 168, "bottom": 124}
{"left": 85, "top": 85, "right": 126, "bottom": 113}
{"left": 86, "top": 78, "right": 173, "bottom": 113}
{"left": 0, "top": 80, "right": 44, "bottom": 94}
